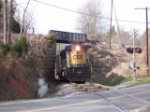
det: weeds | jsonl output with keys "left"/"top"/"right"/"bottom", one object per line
{"left": 0, "top": 36, "right": 28, "bottom": 57}
{"left": 33, "top": 90, "right": 39, "bottom": 99}
{"left": 11, "top": 36, "right": 28, "bottom": 57}
{"left": 1, "top": 44, "right": 10, "bottom": 55}
{"left": 47, "top": 35, "right": 56, "bottom": 47}
{"left": 28, "top": 71, "right": 32, "bottom": 77}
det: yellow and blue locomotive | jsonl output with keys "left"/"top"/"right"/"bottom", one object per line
{"left": 50, "top": 30, "right": 92, "bottom": 82}
{"left": 59, "top": 43, "right": 91, "bottom": 82}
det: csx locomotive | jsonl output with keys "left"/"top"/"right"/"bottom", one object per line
{"left": 50, "top": 30, "right": 92, "bottom": 82}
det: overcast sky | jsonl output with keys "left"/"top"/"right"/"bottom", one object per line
{"left": 16, "top": 0, "right": 150, "bottom": 34}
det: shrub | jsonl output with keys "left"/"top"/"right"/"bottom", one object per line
{"left": 12, "top": 18, "right": 20, "bottom": 33}
{"left": 47, "top": 35, "right": 56, "bottom": 47}
{"left": 1, "top": 44, "right": 10, "bottom": 55}
{"left": 11, "top": 36, "right": 28, "bottom": 57}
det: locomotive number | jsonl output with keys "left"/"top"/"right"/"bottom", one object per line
{"left": 73, "top": 55, "right": 83, "bottom": 59}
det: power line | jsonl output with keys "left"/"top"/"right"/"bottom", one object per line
{"left": 33, "top": 0, "right": 149, "bottom": 24}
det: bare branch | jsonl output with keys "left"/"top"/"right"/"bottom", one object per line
{"left": 75, "top": 0, "right": 108, "bottom": 40}
{"left": 20, "top": 0, "right": 31, "bottom": 38}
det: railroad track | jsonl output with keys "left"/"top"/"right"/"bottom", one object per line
{"left": 72, "top": 82, "right": 150, "bottom": 112}
{"left": 71, "top": 82, "right": 109, "bottom": 93}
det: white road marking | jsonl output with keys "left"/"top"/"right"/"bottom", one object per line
{"left": 130, "top": 105, "right": 149, "bottom": 112}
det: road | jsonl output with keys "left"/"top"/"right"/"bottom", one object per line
{"left": 0, "top": 84, "right": 150, "bottom": 112}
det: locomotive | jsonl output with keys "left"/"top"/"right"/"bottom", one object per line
{"left": 50, "top": 30, "right": 92, "bottom": 82}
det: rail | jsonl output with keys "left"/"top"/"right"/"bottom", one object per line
{"left": 72, "top": 82, "right": 150, "bottom": 112}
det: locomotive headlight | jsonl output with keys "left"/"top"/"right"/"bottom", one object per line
{"left": 75, "top": 45, "right": 80, "bottom": 51}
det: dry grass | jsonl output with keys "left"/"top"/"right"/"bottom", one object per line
{"left": 91, "top": 42, "right": 150, "bottom": 85}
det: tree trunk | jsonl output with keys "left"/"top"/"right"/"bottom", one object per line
{"left": 3, "top": 0, "right": 8, "bottom": 44}
{"left": 8, "top": 0, "right": 13, "bottom": 45}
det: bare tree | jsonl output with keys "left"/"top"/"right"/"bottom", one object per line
{"left": 20, "top": 0, "right": 30, "bottom": 38}
{"left": 14, "top": 0, "right": 34, "bottom": 36}
{"left": 75, "top": 0, "right": 108, "bottom": 40}
{"left": 23, "top": 11, "right": 34, "bottom": 34}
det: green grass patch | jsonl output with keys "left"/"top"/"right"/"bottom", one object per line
{"left": 102, "top": 76, "right": 133, "bottom": 86}
{"left": 102, "top": 80, "right": 111, "bottom": 86}
{"left": 120, "top": 77, "right": 133, "bottom": 84}
{"left": 111, "top": 76, "right": 132, "bottom": 86}
{"left": 131, "top": 77, "right": 150, "bottom": 86}
{"left": 92, "top": 74, "right": 133, "bottom": 86}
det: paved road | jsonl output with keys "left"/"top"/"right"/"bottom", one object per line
{"left": 0, "top": 84, "right": 150, "bottom": 112}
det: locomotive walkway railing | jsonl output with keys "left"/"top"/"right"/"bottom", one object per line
{"left": 60, "top": 58, "right": 93, "bottom": 73}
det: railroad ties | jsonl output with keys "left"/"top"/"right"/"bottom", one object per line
{"left": 71, "top": 82, "right": 150, "bottom": 112}
{"left": 71, "top": 82, "right": 109, "bottom": 93}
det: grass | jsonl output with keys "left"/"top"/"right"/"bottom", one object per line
{"left": 93, "top": 74, "right": 150, "bottom": 87}
{"left": 102, "top": 80, "right": 111, "bottom": 86}
{"left": 120, "top": 77, "right": 133, "bottom": 84}
{"left": 131, "top": 77, "right": 150, "bottom": 86}
{"left": 102, "top": 76, "right": 133, "bottom": 86}
{"left": 103, "top": 76, "right": 150, "bottom": 87}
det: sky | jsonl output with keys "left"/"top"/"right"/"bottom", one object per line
{"left": 15, "top": 0, "right": 150, "bottom": 35}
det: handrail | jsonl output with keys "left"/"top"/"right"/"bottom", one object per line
{"left": 61, "top": 58, "right": 93, "bottom": 73}
{"left": 87, "top": 58, "right": 93, "bottom": 73}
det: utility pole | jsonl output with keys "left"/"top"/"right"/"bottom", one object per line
{"left": 135, "top": 7, "right": 150, "bottom": 74}
{"left": 109, "top": 0, "right": 113, "bottom": 49}
{"left": 113, "top": 4, "right": 125, "bottom": 48}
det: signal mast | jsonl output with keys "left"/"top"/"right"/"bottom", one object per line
{"left": 126, "top": 30, "right": 142, "bottom": 81}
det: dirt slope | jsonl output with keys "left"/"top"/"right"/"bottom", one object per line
{"left": 0, "top": 34, "right": 55, "bottom": 101}
{"left": 91, "top": 42, "right": 149, "bottom": 85}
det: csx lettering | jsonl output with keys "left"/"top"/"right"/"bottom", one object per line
{"left": 73, "top": 55, "right": 83, "bottom": 59}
